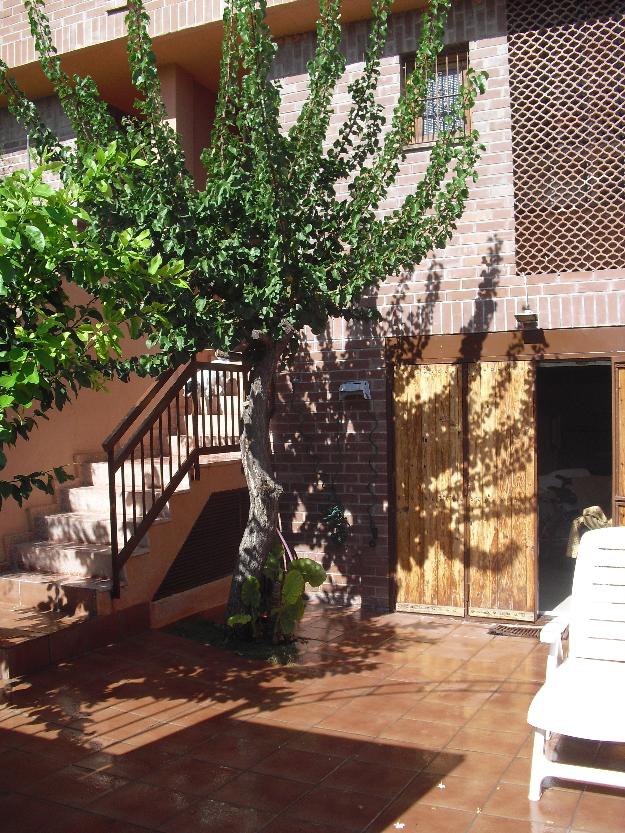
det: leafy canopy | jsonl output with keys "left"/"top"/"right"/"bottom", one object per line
{"left": 0, "top": 0, "right": 486, "bottom": 512}
{"left": 2, "top": 0, "right": 486, "bottom": 362}
{"left": 0, "top": 154, "right": 187, "bottom": 507}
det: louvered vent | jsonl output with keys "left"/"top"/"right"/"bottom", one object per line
{"left": 155, "top": 488, "right": 249, "bottom": 599}
{"left": 507, "top": 0, "right": 625, "bottom": 275}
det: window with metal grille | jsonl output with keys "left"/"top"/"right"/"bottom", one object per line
{"left": 401, "top": 46, "right": 470, "bottom": 146}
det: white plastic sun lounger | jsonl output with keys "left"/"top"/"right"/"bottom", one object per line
{"left": 527, "top": 527, "right": 625, "bottom": 800}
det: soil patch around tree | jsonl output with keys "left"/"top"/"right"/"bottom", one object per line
{"left": 166, "top": 617, "right": 305, "bottom": 664}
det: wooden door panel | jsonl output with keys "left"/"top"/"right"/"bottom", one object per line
{"left": 394, "top": 364, "right": 464, "bottom": 614}
{"left": 467, "top": 361, "right": 536, "bottom": 621}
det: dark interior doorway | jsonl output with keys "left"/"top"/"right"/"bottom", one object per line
{"left": 537, "top": 362, "right": 612, "bottom": 613}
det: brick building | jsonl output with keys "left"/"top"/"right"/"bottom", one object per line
{"left": 1, "top": 0, "right": 624, "bottom": 645}
{"left": 273, "top": 0, "right": 625, "bottom": 620}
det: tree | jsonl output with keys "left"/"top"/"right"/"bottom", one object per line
{"left": 1, "top": 0, "right": 486, "bottom": 617}
{"left": 0, "top": 154, "right": 188, "bottom": 507}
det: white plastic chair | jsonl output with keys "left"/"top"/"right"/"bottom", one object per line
{"left": 527, "top": 526, "right": 625, "bottom": 800}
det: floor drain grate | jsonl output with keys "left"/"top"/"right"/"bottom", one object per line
{"left": 488, "top": 623, "right": 541, "bottom": 639}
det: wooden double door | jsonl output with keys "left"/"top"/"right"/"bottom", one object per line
{"left": 393, "top": 360, "right": 536, "bottom": 621}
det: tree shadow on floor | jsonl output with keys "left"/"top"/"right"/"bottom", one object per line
{"left": 0, "top": 614, "right": 473, "bottom": 832}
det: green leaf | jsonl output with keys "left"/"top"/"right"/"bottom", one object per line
{"left": 53, "top": 466, "right": 74, "bottom": 484}
{"left": 96, "top": 180, "right": 113, "bottom": 198}
{"left": 23, "top": 224, "right": 46, "bottom": 252}
{"left": 277, "top": 597, "right": 305, "bottom": 635}
{"left": 227, "top": 613, "right": 252, "bottom": 627}
{"left": 241, "top": 575, "right": 261, "bottom": 610}
{"left": 288, "top": 558, "right": 326, "bottom": 588}
{"left": 0, "top": 374, "right": 16, "bottom": 389}
{"left": 281, "top": 569, "right": 305, "bottom": 605}
{"left": 22, "top": 365, "right": 40, "bottom": 385}
{"left": 148, "top": 254, "right": 162, "bottom": 275}
{"left": 35, "top": 351, "right": 56, "bottom": 373}
{"left": 263, "top": 540, "right": 284, "bottom": 582}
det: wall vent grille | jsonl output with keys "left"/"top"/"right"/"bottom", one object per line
{"left": 155, "top": 488, "right": 249, "bottom": 599}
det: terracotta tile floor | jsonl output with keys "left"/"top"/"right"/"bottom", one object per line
{"left": 1, "top": 606, "right": 624, "bottom": 833}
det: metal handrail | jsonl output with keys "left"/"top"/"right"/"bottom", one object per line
{"left": 103, "top": 357, "right": 245, "bottom": 598}
{"left": 102, "top": 367, "right": 177, "bottom": 454}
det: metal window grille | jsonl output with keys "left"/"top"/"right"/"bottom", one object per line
{"left": 401, "top": 47, "right": 470, "bottom": 145}
{"left": 507, "top": 0, "right": 625, "bottom": 274}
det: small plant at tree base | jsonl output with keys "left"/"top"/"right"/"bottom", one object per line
{"left": 2, "top": 0, "right": 486, "bottom": 615}
{"left": 227, "top": 539, "right": 326, "bottom": 642}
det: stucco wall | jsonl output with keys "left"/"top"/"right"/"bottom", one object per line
{"left": 0, "top": 372, "right": 155, "bottom": 563}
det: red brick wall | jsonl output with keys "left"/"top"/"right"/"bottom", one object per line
{"left": 0, "top": 1, "right": 222, "bottom": 68}
{"left": 270, "top": 0, "right": 625, "bottom": 610}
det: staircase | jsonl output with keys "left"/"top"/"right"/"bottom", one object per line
{"left": 0, "top": 358, "right": 245, "bottom": 685}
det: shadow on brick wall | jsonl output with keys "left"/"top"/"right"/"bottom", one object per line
{"left": 272, "top": 258, "right": 442, "bottom": 608}
{"left": 272, "top": 235, "right": 547, "bottom": 612}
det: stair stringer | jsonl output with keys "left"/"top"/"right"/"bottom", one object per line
{"left": 113, "top": 454, "right": 245, "bottom": 612}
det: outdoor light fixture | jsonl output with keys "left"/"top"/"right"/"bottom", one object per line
{"left": 339, "top": 380, "right": 372, "bottom": 400}
{"left": 515, "top": 305, "right": 539, "bottom": 330}
{"left": 515, "top": 274, "right": 539, "bottom": 330}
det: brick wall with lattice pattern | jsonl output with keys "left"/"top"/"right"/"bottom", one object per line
{"left": 507, "top": 0, "right": 625, "bottom": 276}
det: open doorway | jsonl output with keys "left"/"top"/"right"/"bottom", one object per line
{"left": 537, "top": 362, "right": 612, "bottom": 613}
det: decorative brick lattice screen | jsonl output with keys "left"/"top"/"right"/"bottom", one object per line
{"left": 507, "top": 0, "right": 625, "bottom": 275}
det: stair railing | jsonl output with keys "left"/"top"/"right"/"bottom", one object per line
{"left": 102, "top": 357, "right": 245, "bottom": 598}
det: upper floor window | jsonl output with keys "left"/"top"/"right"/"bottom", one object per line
{"left": 401, "top": 45, "right": 470, "bottom": 146}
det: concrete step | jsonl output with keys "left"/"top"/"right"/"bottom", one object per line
{"left": 59, "top": 482, "right": 191, "bottom": 514}
{"left": 11, "top": 537, "right": 148, "bottom": 578}
{"left": 210, "top": 375, "right": 241, "bottom": 396}
{"left": 85, "top": 459, "right": 192, "bottom": 490}
{"left": 73, "top": 450, "right": 107, "bottom": 466}
{"left": 0, "top": 571, "right": 112, "bottom": 616}
{"left": 85, "top": 436, "right": 240, "bottom": 487}
{"left": 184, "top": 412, "right": 242, "bottom": 440}
{"left": 33, "top": 510, "right": 169, "bottom": 545}
{"left": 61, "top": 485, "right": 121, "bottom": 514}
{"left": 0, "top": 597, "right": 150, "bottom": 681}
{"left": 161, "top": 434, "right": 240, "bottom": 458}
{"left": 0, "top": 600, "right": 91, "bottom": 680}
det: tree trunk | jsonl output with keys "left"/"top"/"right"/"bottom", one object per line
{"left": 226, "top": 342, "right": 283, "bottom": 618}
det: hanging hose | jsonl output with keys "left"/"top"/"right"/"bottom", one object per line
{"left": 367, "top": 406, "right": 379, "bottom": 547}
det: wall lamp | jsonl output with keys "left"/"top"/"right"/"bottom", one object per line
{"left": 339, "top": 381, "right": 372, "bottom": 401}
{"left": 515, "top": 305, "right": 539, "bottom": 330}
{"left": 515, "top": 275, "right": 538, "bottom": 330}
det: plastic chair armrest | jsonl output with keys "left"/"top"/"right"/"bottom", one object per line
{"left": 539, "top": 604, "right": 570, "bottom": 678}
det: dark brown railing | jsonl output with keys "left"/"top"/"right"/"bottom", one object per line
{"left": 102, "top": 357, "right": 246, "bottom": 598}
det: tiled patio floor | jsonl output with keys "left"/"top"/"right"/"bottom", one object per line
{"left": 1, "top": 606, "right": 624, "bottom": 833}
